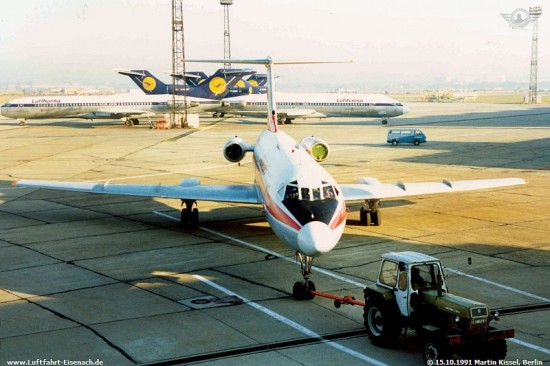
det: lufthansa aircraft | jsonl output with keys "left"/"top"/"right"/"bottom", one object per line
{"left": 0, "top": 69, "right": 253, "bottom": 126}
{"left": 220, "top": 92, "right": 409, "bottom": 124}
{"left": 119, "top": 68, "right": 407, "bottom": 124}
{"left": 13, "top": 58, "right": 525, "bottom": 300}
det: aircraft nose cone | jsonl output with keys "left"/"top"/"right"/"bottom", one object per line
{"left": 402, "top": 105, "right": 411, "bottom": 114}
{"left": 297, "top": 221, "right": 339, "bottom": 256}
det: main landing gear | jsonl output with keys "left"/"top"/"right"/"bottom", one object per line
{"left": 180, "top": 199, "right": 199, "bottom": 227}
{"left": 293, "top": 252, "right": 316, "bottom": 300}
{"left": 360, "top": 200, "right": 382, "bottom": 226}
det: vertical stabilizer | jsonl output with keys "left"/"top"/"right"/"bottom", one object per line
{"left": 117, "top": 70, "right": 171, "bottom": 94}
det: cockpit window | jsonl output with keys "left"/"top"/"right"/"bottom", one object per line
{"left": 282, "top": 182, "right": 340, "bottom": 226}
{"left": 323, "top": 185, "right": 336, "bottom": 199}
{"left": 283, "top": 182, "right": 338, "bottom": 202}
{"left": 312, "top": 188, "right": 321, "bottom": 200}
{"left": 284, "top": 185, "right": 299, "bottom": 200}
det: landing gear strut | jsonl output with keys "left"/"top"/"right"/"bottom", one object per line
{"left": 360, "top": 200, "right": 382, "bottom": 226}
{"left": 293, "top": 252, "right": 316, "bottom": 300}
{"left": 180, "top": 199, "right": 199, "bottom": 227}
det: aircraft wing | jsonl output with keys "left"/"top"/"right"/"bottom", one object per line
{"left": 80, "top": 110, "right": 157, "bottom": 119}
{"left": 279, "top": 109, "right": 326, "bottom": 119}
{"left": 340, "top": 177, "right": 526, "bottom": 201}
{"left": 13, "top": 179, "right": 262, "bottom": 204}
{"left": 235, "top": 109, "right": 326, "bottom": 119}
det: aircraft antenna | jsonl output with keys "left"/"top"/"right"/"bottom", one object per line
{"left": 528, "top": 6, "right": 542, "bottom": 104}
{"left": 171, "top": 0, "right": 188, "bottom": 127}
{"left": 220, "top": 0, "right": 234, "bottom": 69}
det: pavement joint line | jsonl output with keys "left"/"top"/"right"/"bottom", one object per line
{"left": 192, "top": 274, "right": 389, "bottom": 366}
{"left": 152, "top": 210, "right": 550, "bottom": 355}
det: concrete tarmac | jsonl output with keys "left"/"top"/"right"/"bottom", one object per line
{"left": 0, "top": 103, "right": 549, "bottom": 365}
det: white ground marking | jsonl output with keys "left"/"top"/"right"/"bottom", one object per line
{"left": 192, "top": 274, "right": 389, "bottom": 366}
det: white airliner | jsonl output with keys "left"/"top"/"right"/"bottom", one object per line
{"left": 13, "top": 58, "right": 525, "bottom": 300}
{"left": 219, "top": 92, "right": 410, "bottom": 124}
{"left": 0, "top": 93, "right": 218, "bottom": 126}
{"left": 0, "top": 69, "right": 255, "bottom": 126}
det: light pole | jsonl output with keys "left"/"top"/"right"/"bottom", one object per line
{"left": 528, "top": 6, "right": 542, "bottom": 104}
{"left": 220, "top": 0, "right": 234, "bottom": 69}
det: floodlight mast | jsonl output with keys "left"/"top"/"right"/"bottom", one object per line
{"left": 220, "top": 0, "right": 234, "bottom": 69}
{"left": 528, "top": 6, "right": 542, "bottom": 104}
{"left": 171, "top": 0, "right": 187, "bottom": 127}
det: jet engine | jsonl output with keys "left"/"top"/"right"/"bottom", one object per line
{"left": 223, "top": 136, "right": 254, "bottom": 163}
{"left": 300, "top": 136, "right": 330, "bottom": 162}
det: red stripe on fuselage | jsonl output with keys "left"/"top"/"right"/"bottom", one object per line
{"left": 254, "top": 155, "right": 301, "bottom": 231}
{"left": 329, "top": 202, "right": 347, "bottom": 230}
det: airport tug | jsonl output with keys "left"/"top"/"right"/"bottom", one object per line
{"left": 312, "top": 251, "right": 514, "bottom": 362}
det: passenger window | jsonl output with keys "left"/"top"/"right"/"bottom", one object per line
{"left": 379, "top": 260, "right": 398, "bottom": 287}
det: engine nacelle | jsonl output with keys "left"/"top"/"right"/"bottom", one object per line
{"left": 223, "top": 136, "right": 254, "bottom": 163}
{"left": 300, "top": 136, "right": 330, "bottom": 162}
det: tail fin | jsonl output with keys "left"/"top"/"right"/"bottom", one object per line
{"left": 181, "top": 71, "right": 208, "bottom": 86}
{"left": 118, "top": 70, "right": 171, "bottom": 94}
{"left": 189, "top": 69, "right": 255, "bottom": 99}
{"left": 247, "top": 74, "right": 268, "bottom": 87}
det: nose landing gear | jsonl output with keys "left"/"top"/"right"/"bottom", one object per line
{"left": 293, "top": 252, "right": 316, "bottom": 300}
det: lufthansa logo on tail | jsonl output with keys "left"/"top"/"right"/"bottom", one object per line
{"left": 142, "top": 77, "right": 157, "bottom": 92}
{"left": 209, "top": 77, "right": 227, "bottom": 95}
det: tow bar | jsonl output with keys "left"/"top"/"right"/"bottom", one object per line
{"left": 309, "top": 290, "right": 365, "bottom": 308}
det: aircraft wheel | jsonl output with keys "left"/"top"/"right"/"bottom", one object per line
{"left": 292, "top": 280, "right": 316, "bottom": 300}
{"left": 371, "top": 210, "right": 382, "bottom": 226}
{"left": 382, "top": 119, "right": 388, "bottom": 125}
{"left": 190, "top": 208, "right": 199, "bottom": 227}
{"left": 180, "top": 209, "right": 189, "bottom": 227}
{"left": 360, "top": 207, "right": 371, "bottom": 226}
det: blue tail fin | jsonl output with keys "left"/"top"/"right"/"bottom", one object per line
{"left": 247, "top": 74, "right": 268, "bottom": 87}
{"left": 189, "top": 69, "right": 256, "bottom": 99}
{"left": 118, "top": 70, "right": 172, "bottom": 94}
{"left": 182, "top": 71, "right": 208, "bottom": 86}
{"left": 119, "top": 68, "right": 255, "bottom": 99}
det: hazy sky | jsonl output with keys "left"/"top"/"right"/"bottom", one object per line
{"left": 0, "top": 0, "right": 548, "bottom": 91}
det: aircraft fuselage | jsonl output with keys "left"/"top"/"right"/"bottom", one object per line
{"left": 252, "top": 129, "right": 347, "bottom": 256}
{"left": 223, "top": 92, "right": 409, "bottom": 118}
